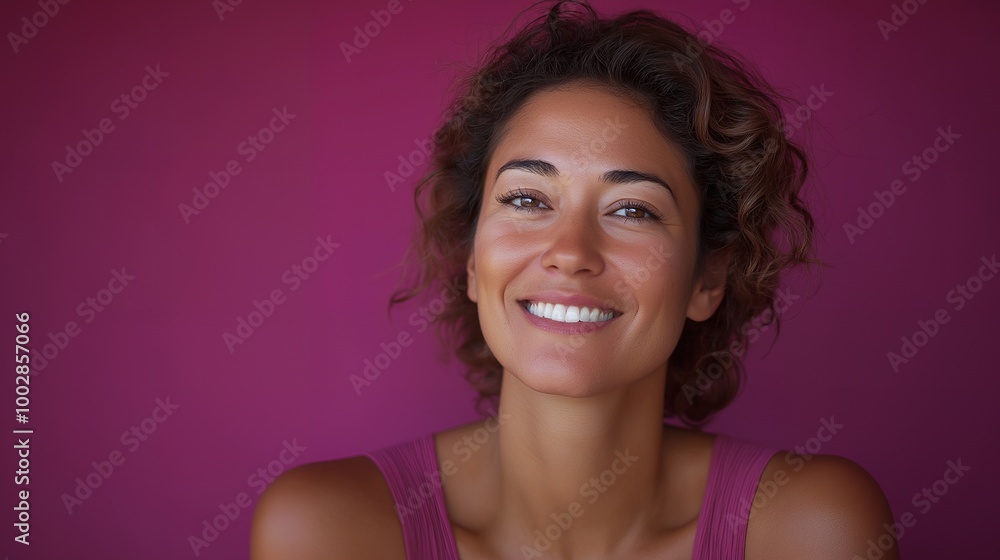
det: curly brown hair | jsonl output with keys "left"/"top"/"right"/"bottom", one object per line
{"left": 389, "top": 0, "right": 821, "bottom": 425}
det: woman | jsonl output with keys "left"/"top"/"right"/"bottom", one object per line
{"left": 251, "top": 2, "right": 897, "bottom": 558}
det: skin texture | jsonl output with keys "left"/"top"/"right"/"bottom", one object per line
{"left": 250, "top": 83, "right": 898, "bottom": 560}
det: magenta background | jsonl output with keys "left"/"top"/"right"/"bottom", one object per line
{"left": 1, "top": 0, "right": 997, "bottom": 557}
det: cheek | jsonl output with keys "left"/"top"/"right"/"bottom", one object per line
{"left": 470, "top": 228, "right": 521, "bottom": 322}
{"left": 628, "top": 256, "right": 693, "bottom": 362}
{"left": 613, "top": 239, "right": 690, "bottom": 308}
{"left": 476, "top": 221, "right": 533, "bottom": 283}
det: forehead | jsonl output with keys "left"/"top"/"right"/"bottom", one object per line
{"left": 486, "top": 82, "right": 695, "bottom": 191}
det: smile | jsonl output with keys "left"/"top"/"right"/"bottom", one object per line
{"left": 520, "top": 301, "right": 619, "bottom": 323}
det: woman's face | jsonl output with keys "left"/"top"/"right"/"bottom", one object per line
{"left": 466, "top": 82, "right": 726, "bottom": 397}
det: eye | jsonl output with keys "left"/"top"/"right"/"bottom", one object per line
{"left": 611, "top": 200, "right": 663, "bottom": 223}
{"left": 613, "top": 207, "right": 650, "bottom": 220}
{"left": 495, "top": 189, "right": 550, "bottom": 212}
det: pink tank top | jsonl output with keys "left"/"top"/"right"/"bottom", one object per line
{"left": 365, "top": 430, "right": 777, "bottom": 559}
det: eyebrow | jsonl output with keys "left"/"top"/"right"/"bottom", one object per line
{"left": 495, "top": 159, "right": 674, "bottom": 197}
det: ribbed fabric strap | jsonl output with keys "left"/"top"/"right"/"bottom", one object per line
{"left": 364, "top": 435, "right": 461, "bottom": 560}
{"left": 691, "top": 435, "right": 778, "bottom": 560}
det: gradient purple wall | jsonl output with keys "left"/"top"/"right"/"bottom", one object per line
{"left": 1, "top": 0, "right": 996, "bottom": 557}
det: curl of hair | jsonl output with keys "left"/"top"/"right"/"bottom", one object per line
{"left": 389, "top": 0, "right": 822, "bottom": 425}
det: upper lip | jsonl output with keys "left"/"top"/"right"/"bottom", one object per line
{"left": 518, "top": 291, "right": 621, "bottom": 314}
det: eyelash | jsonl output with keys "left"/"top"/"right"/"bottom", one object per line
{"left": 494, "top": 189, "right": 664, "bottom": 224}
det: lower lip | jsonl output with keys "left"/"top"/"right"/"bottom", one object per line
{"left": 518, "top": 302, "right": 619, "bottom": 335}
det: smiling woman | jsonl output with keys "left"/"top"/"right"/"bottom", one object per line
{"left": 468, "top": 84, "right": 721, "bottom": 400}
{"left": 250, "top": 1, "right": 896, "bottom": 559}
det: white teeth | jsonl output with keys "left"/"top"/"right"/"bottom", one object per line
{"left": 526, "top": 301, "right": 616, "bottom": 323}
{"left": 564, "top": 306, "right": 579, "bottom": 322}
{"left": 552, "top": 304, "right": 566, "bottom": 321}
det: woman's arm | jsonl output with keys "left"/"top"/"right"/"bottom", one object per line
{"left": 747, "top": 454, "right": 898, "bottom": 560}
{"left": 250, "top": 457, "right": 406, "bottom": 560}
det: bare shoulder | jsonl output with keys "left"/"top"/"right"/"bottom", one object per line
{"left": 249, "top": 456, "right": 406, "bottom": 560}
{"left": 746, "top": 452, "right": 897, "bottom": 560}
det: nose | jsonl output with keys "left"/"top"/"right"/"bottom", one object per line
{"left": 539, "top": 206, "right": 605, "bottom": 276}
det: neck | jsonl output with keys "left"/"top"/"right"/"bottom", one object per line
{"left": 486, "top": 368, "right": 668, "bottom": 559}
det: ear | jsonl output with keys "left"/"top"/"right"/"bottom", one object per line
{"left": 466, "top": 248, "right": 478, "bottom": 303}
{"left": 686, "top": 248, "right": 729, "bottom": 322}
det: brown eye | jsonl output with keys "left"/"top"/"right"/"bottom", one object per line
{"left": 496, "top": 190, "right": 550, "bottom": 211}
{"left": 619, "top": 207, "right": 647, "bottom": 219}
{"left": 514, "top": 196, "right": 543, "bottom": 208}
{"left": 613, "top": 206, "right": 649, "bottom": 220}
{"left": 611, "top": 200, "right": 662, "bottom": 223}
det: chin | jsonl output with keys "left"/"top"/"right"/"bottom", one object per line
{"left": 506, "top": 359, "right": 611, "bottom": 399}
